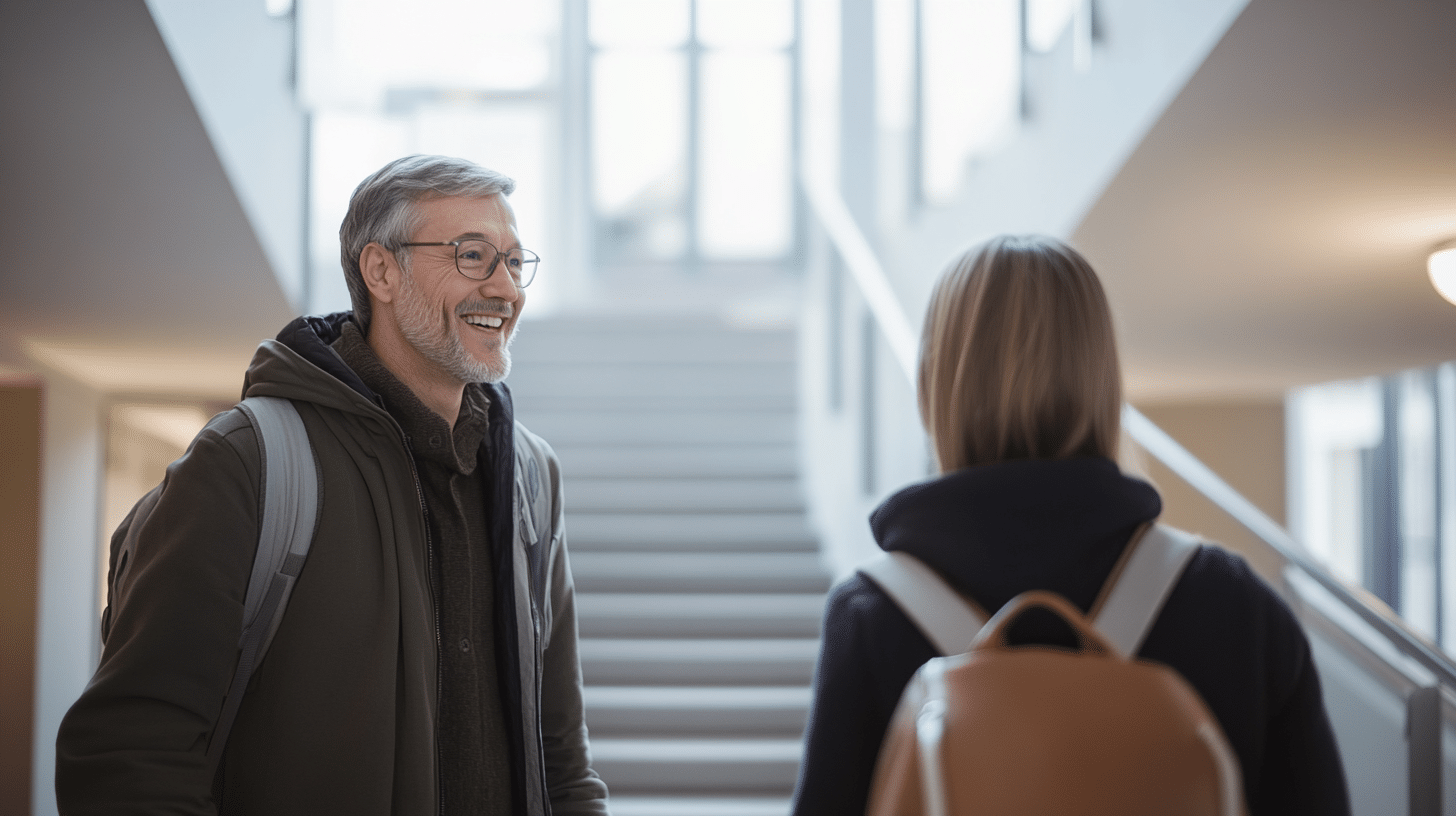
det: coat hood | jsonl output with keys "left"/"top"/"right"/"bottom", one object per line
{"left": 239, "top": 312, "right": 380, "bottom": 416}
{"left": 869, "top": 457, "right": 1162, "bottom": 614}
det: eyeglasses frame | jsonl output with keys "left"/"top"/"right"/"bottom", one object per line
{"left": 397, "top": 239, "right": 539, "bottom": 288}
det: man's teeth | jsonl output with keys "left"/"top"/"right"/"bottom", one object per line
{"left": 465, "top": 315, "right": 504, "bottom": 329}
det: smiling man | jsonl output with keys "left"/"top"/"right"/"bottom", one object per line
{"left": 56, "top": 156, "right": 609, "bottom": 816}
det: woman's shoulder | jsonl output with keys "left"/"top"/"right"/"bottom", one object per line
{"left": 823, "top": 569, "right": 940, "bottom": 662}
{"left": 1150, "top": 532, "right": 1312, "bottom": 669}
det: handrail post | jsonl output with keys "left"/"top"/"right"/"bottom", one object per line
{"left": 1407, "top": 684, "right": 1443, "bottom": 816}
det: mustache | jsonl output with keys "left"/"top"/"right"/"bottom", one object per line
{"left": 456, "top": 299, "right": 514, "bottom": 319}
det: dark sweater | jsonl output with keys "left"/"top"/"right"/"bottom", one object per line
{"left": 790, "top": 456, "right": 1349, "bottom": 816}
{"left": 334, "top": 323, "right": 514, "bottom": 815}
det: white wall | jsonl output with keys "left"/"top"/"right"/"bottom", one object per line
{"left": 145, "top": 0, "right": 309, "bottom": 313}
{"left": 883, "top": 0, "right": 1252, "bottom": 322}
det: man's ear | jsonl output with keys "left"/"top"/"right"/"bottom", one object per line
{"left": 360, "top": 242, "right": 400, "bottom": 304}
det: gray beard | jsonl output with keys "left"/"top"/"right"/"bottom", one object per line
{"left": 395, "top": 272, "right": 514, "bottom": 384}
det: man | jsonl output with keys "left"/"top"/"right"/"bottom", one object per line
{"left": 56, "top": 155, "right": 609, "bottom": 815}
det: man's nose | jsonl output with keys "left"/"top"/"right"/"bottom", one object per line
{"left": 480, "top": 262, "right": 522, "bottom": 300}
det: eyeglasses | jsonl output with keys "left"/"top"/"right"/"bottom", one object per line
{"left": 398, "top": 239, "right": 539, "bottom": 288}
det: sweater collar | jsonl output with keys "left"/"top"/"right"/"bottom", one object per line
{"left": 331, "top": 320, "right": 490, "bottom": 474}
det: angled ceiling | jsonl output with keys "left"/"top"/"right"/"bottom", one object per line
{"left": 1076, "top": 0, "right": 1456, "bottom": 401}
{"left": 0, "top": 0, "right": 293, "bottom": 398}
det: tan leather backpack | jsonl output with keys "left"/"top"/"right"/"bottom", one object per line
{"left": 861, "top": 526, "right": 1247, "bottom": 816}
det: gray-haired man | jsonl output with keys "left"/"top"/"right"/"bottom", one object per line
{"left": 57, "top": 155, "right": 609, "bottom": 815}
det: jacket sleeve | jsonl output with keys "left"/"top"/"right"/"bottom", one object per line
{"left": 792, "top": 576, "right": 937, "bottom": 816}
{"left": 55, "top": 411, "right": 261, "bottom": 816}
{"left": 531, "top": 435, "right": 611, "bottom": 815}
{"left": 1249, "top": 585, "right": 1351, "bottom": 816}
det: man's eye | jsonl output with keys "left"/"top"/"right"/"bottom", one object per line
{"left": 505, "top": 256, "right": 522, "bottom": 269}
{"left": 459, "top": 249, "right": 485, "bottom": 262}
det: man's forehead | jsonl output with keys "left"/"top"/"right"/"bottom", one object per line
{"left": 414, "top": 193, "right": 517, "bottom": 233}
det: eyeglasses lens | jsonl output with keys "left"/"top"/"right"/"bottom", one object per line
{"left": 455, "top": 240, "right": 538, "bottom": 287}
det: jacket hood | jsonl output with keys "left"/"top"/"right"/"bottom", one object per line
{"left": 239, "top": 312, "right": 382, "bottom": 417}
{"left": 869, "top": 457, "right": 1161, "bottom": 614}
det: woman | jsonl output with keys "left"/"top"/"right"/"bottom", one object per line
{"left": 790, "top": 235, "right": 1348, "bottom": 815}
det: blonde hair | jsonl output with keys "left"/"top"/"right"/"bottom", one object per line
{"left": 918, "top": 235, "right": 1122, "bottom": 472}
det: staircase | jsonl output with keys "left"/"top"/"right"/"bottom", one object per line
{"left": 507, "top": 315, "right": 830, "bottom": 816}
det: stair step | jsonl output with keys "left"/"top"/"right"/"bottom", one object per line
{"left": 563, "top": 478, "right": 805, "bottom": 513}
{"left": 572, "top": 553, "right": 830, "bottom": 593}
{"left": 585, "top": 686, "right": 811, "bottom": 736}
{"left": 518, "top": 394, "right": 794, "bottom": 413}
{"left": 580, "top": 638, "right": 819, "bottom": 685}
{"left": 568, "top": 513, "right": 818, "bottom": 551}
{"left": 577, "top": 594, "right": 825, "bottom": 638}
{"left": 591, "top": 738, "right": 802, "bottom": 793}
{"left": 554, "top": 446, "right": 798, "bottom": 479}
{"left": 510, "top": 316, "right": 819, "bottom": 808}
{"left": 559, "top": 475, "right": 803, "bottom": 512}
{"left": 511, "top": 319, "right": 795, "bottom": 364}
{"left": 507, "top": 361, "right": 794, "bottom": 397}
{"left": 519, "top": 411, "right": 794, "bottom": 446}
{"left": 605, "top": 796, "right": 790, "bottom": 816}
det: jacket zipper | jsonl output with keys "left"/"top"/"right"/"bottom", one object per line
{"left": 400, "top": 431, "right": 445, "bottom": 816}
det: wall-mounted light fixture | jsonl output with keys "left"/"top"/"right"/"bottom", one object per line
{"left": 1428, "top": 240, "right": 1456, "bottom": 305}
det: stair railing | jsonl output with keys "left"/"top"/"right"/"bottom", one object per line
{"left": 799, "top": 166, "right": 1453, "bottom": 816}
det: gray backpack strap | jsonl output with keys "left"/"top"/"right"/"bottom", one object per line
{"left": 859, "top": 552, "right": 987, "bottom": 655}
{"left": 206, "top": 396, "right": 319, "bottom": 775}
{"left": 1093, "top": 524, "right": 1200, "bottom": 656}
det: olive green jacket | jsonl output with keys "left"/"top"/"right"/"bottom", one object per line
{"left": 56, "top": 314, "right": 608, "bottom": 815}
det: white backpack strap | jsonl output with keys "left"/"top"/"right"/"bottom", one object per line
{"left": 859, "top": 552, "right": 987, "bottom": 655}
{"left": 1092, "top": 524, "right": 1200, "bottom": 657}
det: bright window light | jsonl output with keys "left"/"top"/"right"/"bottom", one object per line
{"left": 698, "top": 0, "right": 793, "bottom": 49}
{"left": 874, "top": 0, "right": 915, "bottom": 132}
{"left": 300, "top": 0, "right": 556, "bottom": 109}
{"left": 590, "top": 0, "right": 690, "bottom": 48}
{"left": 1025, "top": 0, "right": 1078, "bottom": 53}
{"left": 699, "top": 51, "right": 791, "bottom": 258}
{"left": 921, "top": 0, "right": 1020, "bottom": 204}
{"left": 592, "top": 51, "right": 688, "bottom": 214}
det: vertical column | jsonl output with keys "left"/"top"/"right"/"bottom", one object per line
{"left": 838, "top": 0, "right": 876, "bottom": 231}
{"left": 684, "top": 0, "right": 701, "bottom": 272}
{"left": 1406, "top": 685, "right": 1442, "bottom": 816}
{"left": 559, "top": 0, "right": 596, "bottom": 308}
{"left": 31, "top": 373, "right": 104, "bottom": 816}
{"left": 0, "top": 382, "right": 42, "bottom": 816}
{"left": 1367, "top": 379, "right": 1402, "bottom": 611}
{"left": 860, "top": 313, "right": 877, "bottom": 496}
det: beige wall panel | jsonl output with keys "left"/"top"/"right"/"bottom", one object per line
{"left": 1134, "top": 400, "right": 1287, "bottom": 585}
{"left": 0, "top": 384, "right": 42, "bottom": 816}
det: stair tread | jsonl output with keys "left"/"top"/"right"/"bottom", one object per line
{"left": 578, "top": 593, "right": 826, "bottom": 615}
{"left": 572, "top": 552, "right": 825, "bottom": 575}
{"left": 585, "top": 686, "right": 812, "bottom": 708}
{"left": 591, "top": 738, "right": 802, "bottom": 760}
{"left": 581, "top": 638, "right": 820, "bottom": 655}
{"left": 563, "top": 478, "right": 806, "bottom": 512}
{"left": 605, "top": 796, "right": 790, "bottom": 816}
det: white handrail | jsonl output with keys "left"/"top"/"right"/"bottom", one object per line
{"left": 800, "top": 170, "right": 919, "bottom": 383}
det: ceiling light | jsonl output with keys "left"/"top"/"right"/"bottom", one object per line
{"left": 1429, "top": 241, "right": 1456, "bottom": 306}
